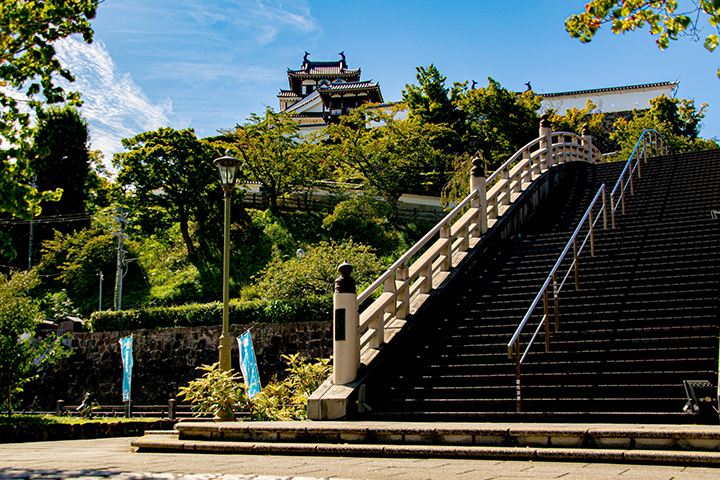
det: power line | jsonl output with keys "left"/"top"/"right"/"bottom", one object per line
{"left": 0, "top": 212, "right": 94, "bottom": 226}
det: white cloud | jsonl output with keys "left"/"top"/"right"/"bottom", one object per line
{"left": 54, "top": 36, "right": 189, "bottom": 167}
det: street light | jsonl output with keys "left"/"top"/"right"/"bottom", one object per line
{"left": 214, "top": 152, "right": 242, "bottom": 376}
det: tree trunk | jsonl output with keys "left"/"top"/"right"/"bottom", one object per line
{"left": 179, "top": 210, "right": 197, "bottom": 263}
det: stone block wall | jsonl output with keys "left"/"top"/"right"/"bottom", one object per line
{"left": 24, "top": 321, "right": 332, "bottom": 409}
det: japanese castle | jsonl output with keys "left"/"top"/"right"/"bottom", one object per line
{"left": 278, "top": 52, "right": 384, "bottom": 133}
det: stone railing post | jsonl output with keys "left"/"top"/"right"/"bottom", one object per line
{"left": 168, "top": 398, "right": 176, "bottom": 420}
{"left": 56, "top": 399, "right": 65, "bottom": 416}
{"left": 581, "top": 123, "right": 594, "bottom": 163}
{"left": 470, "top": 156, "right": 488, "bottom": 235}
{"left": 332, "top": 262, "right": 359, "bottom": 385}
{"left": 539, "top": 114, "right": 553, "bottom": 169}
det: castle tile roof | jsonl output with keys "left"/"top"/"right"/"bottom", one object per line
{"left": 539, "top": 81, "right": 678, "bottom": 98}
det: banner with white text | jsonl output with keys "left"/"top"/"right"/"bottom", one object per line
{"left": 237, "top": 330, "right": 261, "bottom": 399}
{"left": 119, "top": 335, "right": 133, "bottom": 402}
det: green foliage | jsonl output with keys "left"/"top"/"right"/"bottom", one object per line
{"left": 250, "top": 354, "right": 331, "bottom": 421}
{"left": 254, "top": 240, "right": 385, "bottom": 300}
{"left": 566, "top": 0, "right": 720, "bottom": 78}
{"left": 322, "top": 195, "right": 402, "bottom": 252}
{"left": 177, "top": 355, "right": 332, "bottom": 421}
{"left": 402, "top": 64, "right": 468, "bottom": 153}
{"left": 178, "top": 363, "right": 248, "bottom": 419}
{"left": 545, "top": 99, "right": 605, "bottom": 137}
{"left": 0, "top": 0, "right": 98, "bottom": 259}
{"left": 87, "top": 294, "right": 332, "bottom": 332}
{"left": 36, "top": 225, "right": 118, "bottom": 317}
{"left": 610, "top": 95, "right": 718, "bottom": 161}
{"left": 39, "top": 290, "right": 80, "bottom": 321}
{"left": 249, "top": 209, "right": 296, "bottom": 260}
{"left": 30, "top": 106, "right": 93, "bottom": 216}
{"left": 455, "top": 78, "right": 541, "bottom": 171}
{"left": 215, "top": 108, "right": 322, "bottom": 212}
{"left": 113, "top": 127, "right": 222, "bottom": 265}
{"left": 320, "top": 105, "right": 454, "bottom": 218}
{"left": 0, "top": 270, "right": 72, "bottom": 416}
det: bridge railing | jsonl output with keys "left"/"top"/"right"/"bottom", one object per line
{"left": 331, "top": 116, "right": 605, "bottom": 386}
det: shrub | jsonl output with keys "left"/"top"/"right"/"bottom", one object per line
{"left": 177, "top": 363, "right": 248, "bottom": 419}
{"left": 254, "top": 239, "right": 385, "bottom": 300}
{"left": 322, "top": 195, "right": 400, "bottom": 251}
{"left": 177, "top": 355, "right": 332, "bottom": 421}
{"left": 250, "top": 354, "right": 332, "bottom": 421}
{"left": 87, "top": 295, "right": 332, "bottom": 332}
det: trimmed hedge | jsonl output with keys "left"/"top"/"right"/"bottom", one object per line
{"left": 88, "top": 294, "right": 332, "bottom": 332}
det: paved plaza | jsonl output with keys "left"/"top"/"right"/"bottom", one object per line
{"left": 1, "top": 437, "right": 720, "bottom": 480}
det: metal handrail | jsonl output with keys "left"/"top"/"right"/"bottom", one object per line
{"left": 506, "top": 129, "right": 671, "bottom": 412}
{"left": 508, "top": 184, "right": 607, "bottom": 356}
{"left": 610, "top": 129, "right": 670, "bottom": 227}
{"left": 506, "top": 184, "right": 607, "bottom": 412}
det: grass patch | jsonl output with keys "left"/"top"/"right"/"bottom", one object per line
{"left": 0, "top": 414, "right": 139, "bottom": 426}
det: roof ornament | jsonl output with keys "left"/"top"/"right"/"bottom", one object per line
{"left": 339, "top": 51, "right": 346, "bottom": 68}
{"left": 471, "top": 80, "right": 477, "bottom": 90}
{"left": 303, "top": 51, "right": 310, "bottom": 64}
{"left": 525, "top": 81, "right": 532, "bottom": 92}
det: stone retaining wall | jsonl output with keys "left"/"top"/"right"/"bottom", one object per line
{"left": 23, "top": 321, "right": 332, "bottom": 410}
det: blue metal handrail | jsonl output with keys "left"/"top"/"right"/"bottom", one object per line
{"left": 610, "top": 129, "right": 671, "bottom": 227}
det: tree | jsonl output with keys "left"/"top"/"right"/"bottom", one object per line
{"left": 321, "top": 105, "right": 453, "bottom": 219}
{"left": 113, "top": 128, "right": 220, "bottom": 264}
{"left": 402, "top": 64, "right": 468, "bottom": 153}
{"left": 545, "top": 99, "right": 605, "bottom": 136}
{"left": 566, "top": 0, "right": 720, "bottom": 77}
{"left": 0, "top": 270, "right": 71, "bottom": 416}
{"left": 0, "top": 0, "right": 98, "bottom": 259}
{"left": 36, "top": 224, "right": 119, "bottom": 316}
{"left": 611, "top": 94, "right": 718, "bottom": 160}
{"left": 30, "top": 106, "right": 93, "bottom": 217}
{"left": 215, "top": 108, "right": 320, "bottom": 213}
{"left": 455, "top": 78, "right": 541, "bottom": 172}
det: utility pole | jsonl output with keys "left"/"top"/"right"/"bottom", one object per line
{"left": 112, "top": 208, "right": 130, "bottom": 311}
{"left": 27, "top": 173, "right": 37, "bottom": 270}
{"left": 98, "top": 271, "right": 104, "bottom": 311}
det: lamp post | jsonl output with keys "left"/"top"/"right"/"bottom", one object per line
{"left": 214, "top": 153, "right": 242, "bottom": 374}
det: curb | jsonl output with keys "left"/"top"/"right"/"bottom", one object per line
{"left": 131, "top": 434, "right": 720, "bottom": 465}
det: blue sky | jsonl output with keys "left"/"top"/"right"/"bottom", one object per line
{"left": 55, "top": 0, "right": 719, "bottom": 164}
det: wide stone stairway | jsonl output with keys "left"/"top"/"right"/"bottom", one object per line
{"left": 356, "top": 149, "right": 720, "bottom": 423}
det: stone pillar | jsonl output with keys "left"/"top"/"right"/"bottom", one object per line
{"left": 581, "top": 123, "right": 594, "bottom": 163}
{"left": 539, "top": 114, "right": 553, "bottom": 169}
{"left": 470, "top": 155, "right": 488, "bottom": 235}
{"left": 332, "top": 262, "right": 359, "bottom": 385}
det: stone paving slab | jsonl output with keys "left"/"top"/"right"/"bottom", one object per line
{"left": 3, "top": 437, "right": 720, "bottom": 480}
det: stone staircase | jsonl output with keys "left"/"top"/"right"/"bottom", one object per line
{"left": 132, "top": 149, "right": 720, "bottom": 464}
{"left": 353, "top": 150, "right": 719, "bottom": 422}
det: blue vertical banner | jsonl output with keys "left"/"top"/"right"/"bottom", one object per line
{"left": 237, "top": 330, "right": 261, "bottom": 399}
{"left": 119, "top": 335, "right": 133, "bottom": 402}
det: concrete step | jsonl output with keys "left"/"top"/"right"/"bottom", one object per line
{"left": 131, "top": 421, "right": 720, "bottom": 464}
